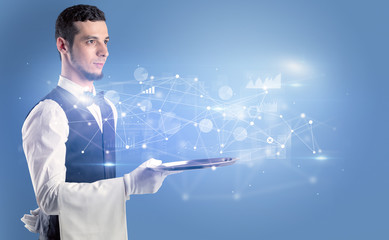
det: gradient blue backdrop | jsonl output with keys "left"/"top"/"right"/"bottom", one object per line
{"left": 1, "top": 0, "right": 387, "bottom": 239}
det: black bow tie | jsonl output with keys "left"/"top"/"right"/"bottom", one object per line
{"left": 82, "top": 91, "right": 105, "bottom": 106}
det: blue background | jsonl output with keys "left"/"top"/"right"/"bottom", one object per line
{"left": 1, "top": 0, "right": 387, "bottom": 239}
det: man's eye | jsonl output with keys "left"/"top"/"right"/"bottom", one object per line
{"left": 87, "top": 40, "right": 95, "bottom": 44}
{"left": 104, "top": 40, "right": 109, "bottom": 45}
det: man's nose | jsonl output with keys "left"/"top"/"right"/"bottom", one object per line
{"left": 97, "top": 42, "right": 109, "bottom": 58}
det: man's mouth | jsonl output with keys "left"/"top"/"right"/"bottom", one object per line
{"left": 94, "top": 62, "right": 105, "bottom": 69}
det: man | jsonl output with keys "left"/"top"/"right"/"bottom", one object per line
{"left": 21, "top": 4, "right": 174, "bottom": 240}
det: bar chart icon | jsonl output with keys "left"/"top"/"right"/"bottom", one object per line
{"left": 142, "top": 86, "right": 155, "bottom": 94}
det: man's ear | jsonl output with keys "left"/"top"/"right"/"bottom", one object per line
{"left": 56, "top": 37, "right": 69, "bottom": 54}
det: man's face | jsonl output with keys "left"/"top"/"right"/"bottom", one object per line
{"left": 69, "top": 21, "right": 109, "bottom": 81}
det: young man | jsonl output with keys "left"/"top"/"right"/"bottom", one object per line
{"left": 21, "top": 5, "right": 174, "bottom": 239}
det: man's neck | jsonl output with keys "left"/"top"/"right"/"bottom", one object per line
{"left": 60, "top": 70, "right": 94, "bottom": 91}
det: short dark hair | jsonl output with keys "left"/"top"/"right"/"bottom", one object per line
{"left": 55, "top": 4, "right": 105, "bottom": 48}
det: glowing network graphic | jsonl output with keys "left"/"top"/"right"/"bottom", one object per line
{"left": 95, "top": 66, "right": 332, "bottom": 201}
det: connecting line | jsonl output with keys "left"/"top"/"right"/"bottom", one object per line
{"left": 117, "top": 104, "right": 127, "bottom": 146}
{"left": 292, "top": 130, "right": 314, "bottom": 152}
{"left": 80, "top": 127, "right": 102, "bottom": 152}
{"left": 159, "top": 79, "right": 176, "bottom": 111}
{"left": 310, "top": 123, "right": 315, "bottom": 152}
{"left": 127, "top": 109, "right": 166, "bottom": 139}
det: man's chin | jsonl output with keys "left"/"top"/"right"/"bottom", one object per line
{"left": 82, "top": 71, "right": 104, "bottom": 81}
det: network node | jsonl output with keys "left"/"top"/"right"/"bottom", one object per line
{"left": 125, "top": 145, "right": 130, "bottom": 149}
{"left": 142, "top": 144, "right": 147, "bottom": 149}
{"left": 309, "top": 120, "right": 313, "bottom": 125}
{"left": 250, "top": 121, "right": 254, "bottom": 126}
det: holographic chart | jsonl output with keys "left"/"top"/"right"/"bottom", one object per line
{"left": 96, "top": 64, "right": 335, "bottom": 200}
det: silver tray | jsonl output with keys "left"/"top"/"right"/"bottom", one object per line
{"left": 154, "top": 157, "right": 237, "bottom": 171}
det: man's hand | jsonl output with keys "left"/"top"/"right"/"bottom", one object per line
{"left": 124, "top": 158, "right": 178, "bottom": 195}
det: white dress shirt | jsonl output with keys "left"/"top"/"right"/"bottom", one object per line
{"left": 22, "top": 76, "right": 128, "bottom": 239}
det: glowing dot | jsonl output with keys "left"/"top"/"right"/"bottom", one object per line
{"left": 316, "top": 193, "right": 320, "bottom": 196}
{"left": 313, "top": 151, "right": 316, "bottom": 154}
{"left": 104, "top": 163, "right": 114, "bottom": 167}
{"left": 250, "top": 121, "right": 254, "bottom": 126}
{"left": 219, "top": 150, "right": 223, "bottom": 154}
{"left": 257, "top": 116, "right": 262, "bottom": 120}
{"left": 175, "top": 74, "right": 180, "bottom": 78}
{"left": 106, "top": 150, "right": 110, "bottom": 154}
{"left": 150, "top": 76, "right": 155, "bottom": 80}
{"left": 211, "top": 166, "right": 217, "bottom": 171}
{"left": 73, "top": 105, "right": 78, "bottom": 109}
{"left": 297, "top": 165, "right": 301, "bottom": 168}
{"left": 242, "top": 106, "right": 247, "bottom": 110}
{"left": 281, "top": 144, "right": 285, "bottom": 149}
{"left": 217, "top": 129, "right": 221, "bottom": 132}
{"left": 119, "top": 101, "right": 122, "bottom": 105}
{"left": 18, "top": 97, "right": 22, "bottom": 100}
{"left": 193, "top": 146, "right": 197, "bottom": 150}
{"left": 142, "top": 144, "right": 147, "bottom": 149}
{"left": 81, "top": 150, "right": 85, "bottom": 154}
{"left": 291, "top": 129, "right": 294, "bottom": 133}
{"left": 249, "top": 184, "right": 252, "bottom": 187}
{"left": 88, "top": 122, "right": 92, "bottom": 126}
{"left": 280, "top": 115, "right": 283, "bottom": 118}
{"left": 300, "top": 113, "right": 306, "bottom": 118}
{"left": 193, "top": 122, "right": 198, "bottom": 127}
{"left": 125, "top": 145, "right": 130, "bottom": 149}
{"left": 318, "top": 149, "right": 322, "bottom": 153}
{"left": 121, "top": 112, "right": 126, "bottom": 117}
{"left": 220, "top": 144, "right": 224, "bottom": 148}
{"left": 265, "top": 90, "right": 268, "bottom": 94}
{"left": 206, "top": 106, "right": 211, "bottom": 110}
{"left": 158, "top": 109, "right": 162, "bottom": 113}
{"left": 104, "top": 118, "right": 108, "bottom": 122}
{"left": 222, "top": 113, "right": 226, "bottom": 117}
{"left": 165, "top": 137, "right": 168, "bottom": 141}
{"left": 194, "top": 77, "right": 198, "bottom": 82}
{"left": 267, "top": 137, "right": 274, "bottom": 144}
{"left": 200, "top": 95, "right": 204, "bottom": 98}
{"left": 276, "top": 152, "right": 280, "bottom": 156}
{"left": 139, "top": 81, "right": 143, "bottom": 84}
{"left": 309, "top": 120, "right": 313, "bottom": 125}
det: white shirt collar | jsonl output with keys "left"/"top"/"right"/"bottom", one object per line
{"left": 58, "top": 75, "right": 96, "bottom": 100}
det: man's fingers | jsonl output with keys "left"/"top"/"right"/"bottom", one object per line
{"left": 21, "top": 214, "right": 38, "bottom": 228}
